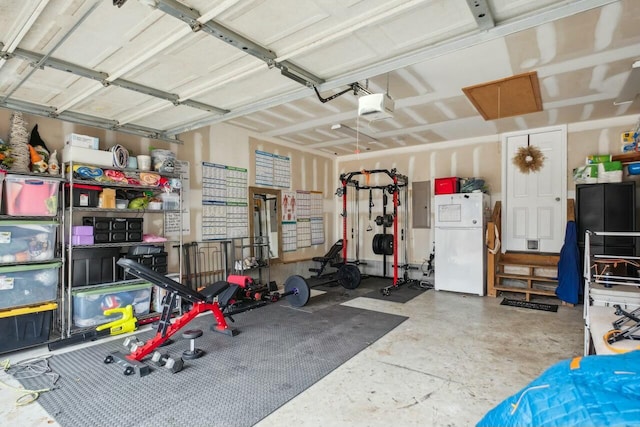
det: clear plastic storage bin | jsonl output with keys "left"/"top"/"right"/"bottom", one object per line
{"left": 0, "top": 221, "right": 57, "bottom": 262}
{"left": 72, "top": 282, "right": 152, "bottom": 327}
{"left": 4, "top": 174, "right": 59, "bottom": 216}
{"left": 0, "top": 262, "right": 61, "bottom": 310}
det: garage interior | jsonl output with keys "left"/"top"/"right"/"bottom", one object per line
{"left": 0, "top": 0, "right": 639, "bottom": 426}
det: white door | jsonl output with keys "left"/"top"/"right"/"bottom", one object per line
{"left": 502, "top": 126, "right": 567, "bottom": 253}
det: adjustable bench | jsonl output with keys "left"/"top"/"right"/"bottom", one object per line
{"left": 309, "top": 239, "right": 344, "bottom": 277}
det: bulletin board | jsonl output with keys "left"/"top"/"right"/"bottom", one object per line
{"left": 282, "top": 190, "right": 297, "bottom": 252}
{"left": 255, "top": 150, "right": 290, "bottom": 188}
{"left": 202, "top": 162, "right": 248, "bottom": 240}
{"left": 281, "top": 189, "right": 324, "bottom": 251}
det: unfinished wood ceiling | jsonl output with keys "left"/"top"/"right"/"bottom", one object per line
{"left": 0, "top": 0, "right": 639, "bottom": 155}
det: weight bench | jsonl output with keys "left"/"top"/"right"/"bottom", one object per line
{"left": 110, "top": 258, "right": 236, "bottom": 375}
{"left": 111, "top": 258, "right": 310, "bottom": 376}
{"left": 309, "top": 239, "right": 344, "bottom": 277}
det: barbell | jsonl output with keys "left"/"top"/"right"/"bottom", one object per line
{"left": 284, "top": 264, "right": 362, "bottom": 298}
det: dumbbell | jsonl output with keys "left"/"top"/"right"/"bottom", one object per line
{"left": 123, "top": 337, "right": 144, "bottom": 353}
{"left": 182, "top": 329, "right": 204, "bottom": 360}
{"left": 150, "top": 351, "right": 184, "bottom": 373}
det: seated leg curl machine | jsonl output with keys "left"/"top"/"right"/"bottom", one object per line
{"left": 105, "top": 258, "right": 310, "bottom": 376}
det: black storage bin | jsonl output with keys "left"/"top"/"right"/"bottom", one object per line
{"left": 127, "top": 231, "right": 143, "bottom": 242}
{"left": 65, "top": 183, "right": 101, "bottom": 208}
{"left": 83, "top": 217, "right": 111, "bottom": 231}
{"left": 110, "top": 218, "right": 127, "bottom": 231}
{"left": 0, "top": 307, "right": 53, "bottom": 354}
{"left": 83, "top": 217, "right": 143, "bottom": 243}
{"left": 110, "top": 231, "right": 127, "bottom": 243}
{"left": 126, "top": 218, "right": 143, "bottom": 231}
{"left": 121, "top": 252, "right": 167, "bottom": 279}
{"left": 70, "top": 247, "right": 121, "bottom": 287}
{"left": 93, "top": 232, "right": 110, "bottom": 244}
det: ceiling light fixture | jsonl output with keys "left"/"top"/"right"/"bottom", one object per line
{"left": 614, "top": 60, "right": 640, "bottom": 105}
{"left": 331, "top": 123, "right": 378, "bottom": 143}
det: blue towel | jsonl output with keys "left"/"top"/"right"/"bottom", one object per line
{"left": 555, "top": 221, "right": 581, "bottom": 304}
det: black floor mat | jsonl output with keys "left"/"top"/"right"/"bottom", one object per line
{"left": 313, "top": 276, "right": 429, "bottom": 304}
{"left": 16, "top": 303, "right": 406, "bottom": 427}
{"left": 500, "top": 298, "right": 558, "bottom": 312}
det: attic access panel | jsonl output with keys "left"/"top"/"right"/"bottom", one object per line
{"left": 462, "top": 71, "right": 542, "bottom": 120}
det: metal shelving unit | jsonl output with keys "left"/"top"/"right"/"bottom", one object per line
{"left": 63, "top": 160, "right": 183, "bottom": 337}
{"left": 233, "top": 236, "right": 270, "bottom": 286}
{"left": 583, "top": 230, "right": 640, "bottom": 355}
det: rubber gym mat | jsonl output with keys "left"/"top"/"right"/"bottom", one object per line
{"left": 15, "top": 303, "right": 406, "bottom": 427}
{"left": 313, "top": 276, "right": 428, "bottom": 305}
{"left": 500, "top": 298, "right": 559, "bottom": 312}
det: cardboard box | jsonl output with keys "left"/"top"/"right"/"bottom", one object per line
{"left": 65, "top": 133, "right": 99, "bottom": 150}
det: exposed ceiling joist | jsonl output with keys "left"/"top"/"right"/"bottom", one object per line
{"left": 153, "top": 0, "right": 324, "bottom": 87}
{"left": 166, "top": 0, "right": 618, "bottom": 135}
{"left": 0, "top": 0, "right": 50, "bottom": 71}
{"left": 465, "top": 0, "right": 495, "bottom": 30}
{"left": 0, "top": 97, "right": 182, "bottom": 144}
{"left": 7, "top": 47, "right": 229, "bottom": 115}
{"left": 2, "top": 1, "right": 100, "bottom": 102}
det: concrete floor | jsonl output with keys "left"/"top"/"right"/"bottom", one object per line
{"left": 0, "top": 289, "right": 583, "bottom": 427}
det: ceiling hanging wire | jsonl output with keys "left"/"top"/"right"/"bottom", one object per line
{"left": 355, "top": 114, "right": 361, "bottom": 156}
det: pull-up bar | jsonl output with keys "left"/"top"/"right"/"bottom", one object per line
{"left": 338, "top": 168, "right": 408, "bottom": 286}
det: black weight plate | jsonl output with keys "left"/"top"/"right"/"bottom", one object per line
{"left": 381, "top": 234, "right": 394, "bottom": 256}
{"left": 372, "top": 233, "right": 383, "bottom": 255}
{"left": 337, "top": 264, "right": 361, "bottom": 289}
{"left": 284, "top": 275, "right": 310, "bottom": 307}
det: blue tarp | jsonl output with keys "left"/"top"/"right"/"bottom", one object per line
{"left": 477, "top": 351, "right": 640, "bottom": 427}
{"left": 556, "top": 220, "right": 581, "bottom": 304}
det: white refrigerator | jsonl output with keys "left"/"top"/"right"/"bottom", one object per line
{"left": 434, "top": 193, "right": 490, "bottom": 296}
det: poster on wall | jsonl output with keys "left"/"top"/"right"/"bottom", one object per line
{"left": 164, "top": 160, "right": 191, "bottom": 236}
{"left": 296, "top": 190, "right": 311, "bottom": 248}
{"left": 201, "top": 162, "right": 248, "bottom": 240}
{"left": 255, "top": 150, "right": 290, "bottom": 188}
{"left": 310, "top": 191, "right": 324, "bottom": 245}
{"left": 281, "top": 190, "right": 297, "bottom": 252}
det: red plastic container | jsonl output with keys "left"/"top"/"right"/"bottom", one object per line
{"left": 434, "top": 177, "right": 459, "bottom": 195}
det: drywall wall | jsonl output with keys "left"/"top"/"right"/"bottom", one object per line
{"left": 0, "top": 109, "right": 336, "bottom": 284}
{"left": 337, "top": 115, "right": 639, "bottom": 272}
{"left": 248, "top": 137, "right": 336, "bottom": 263}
